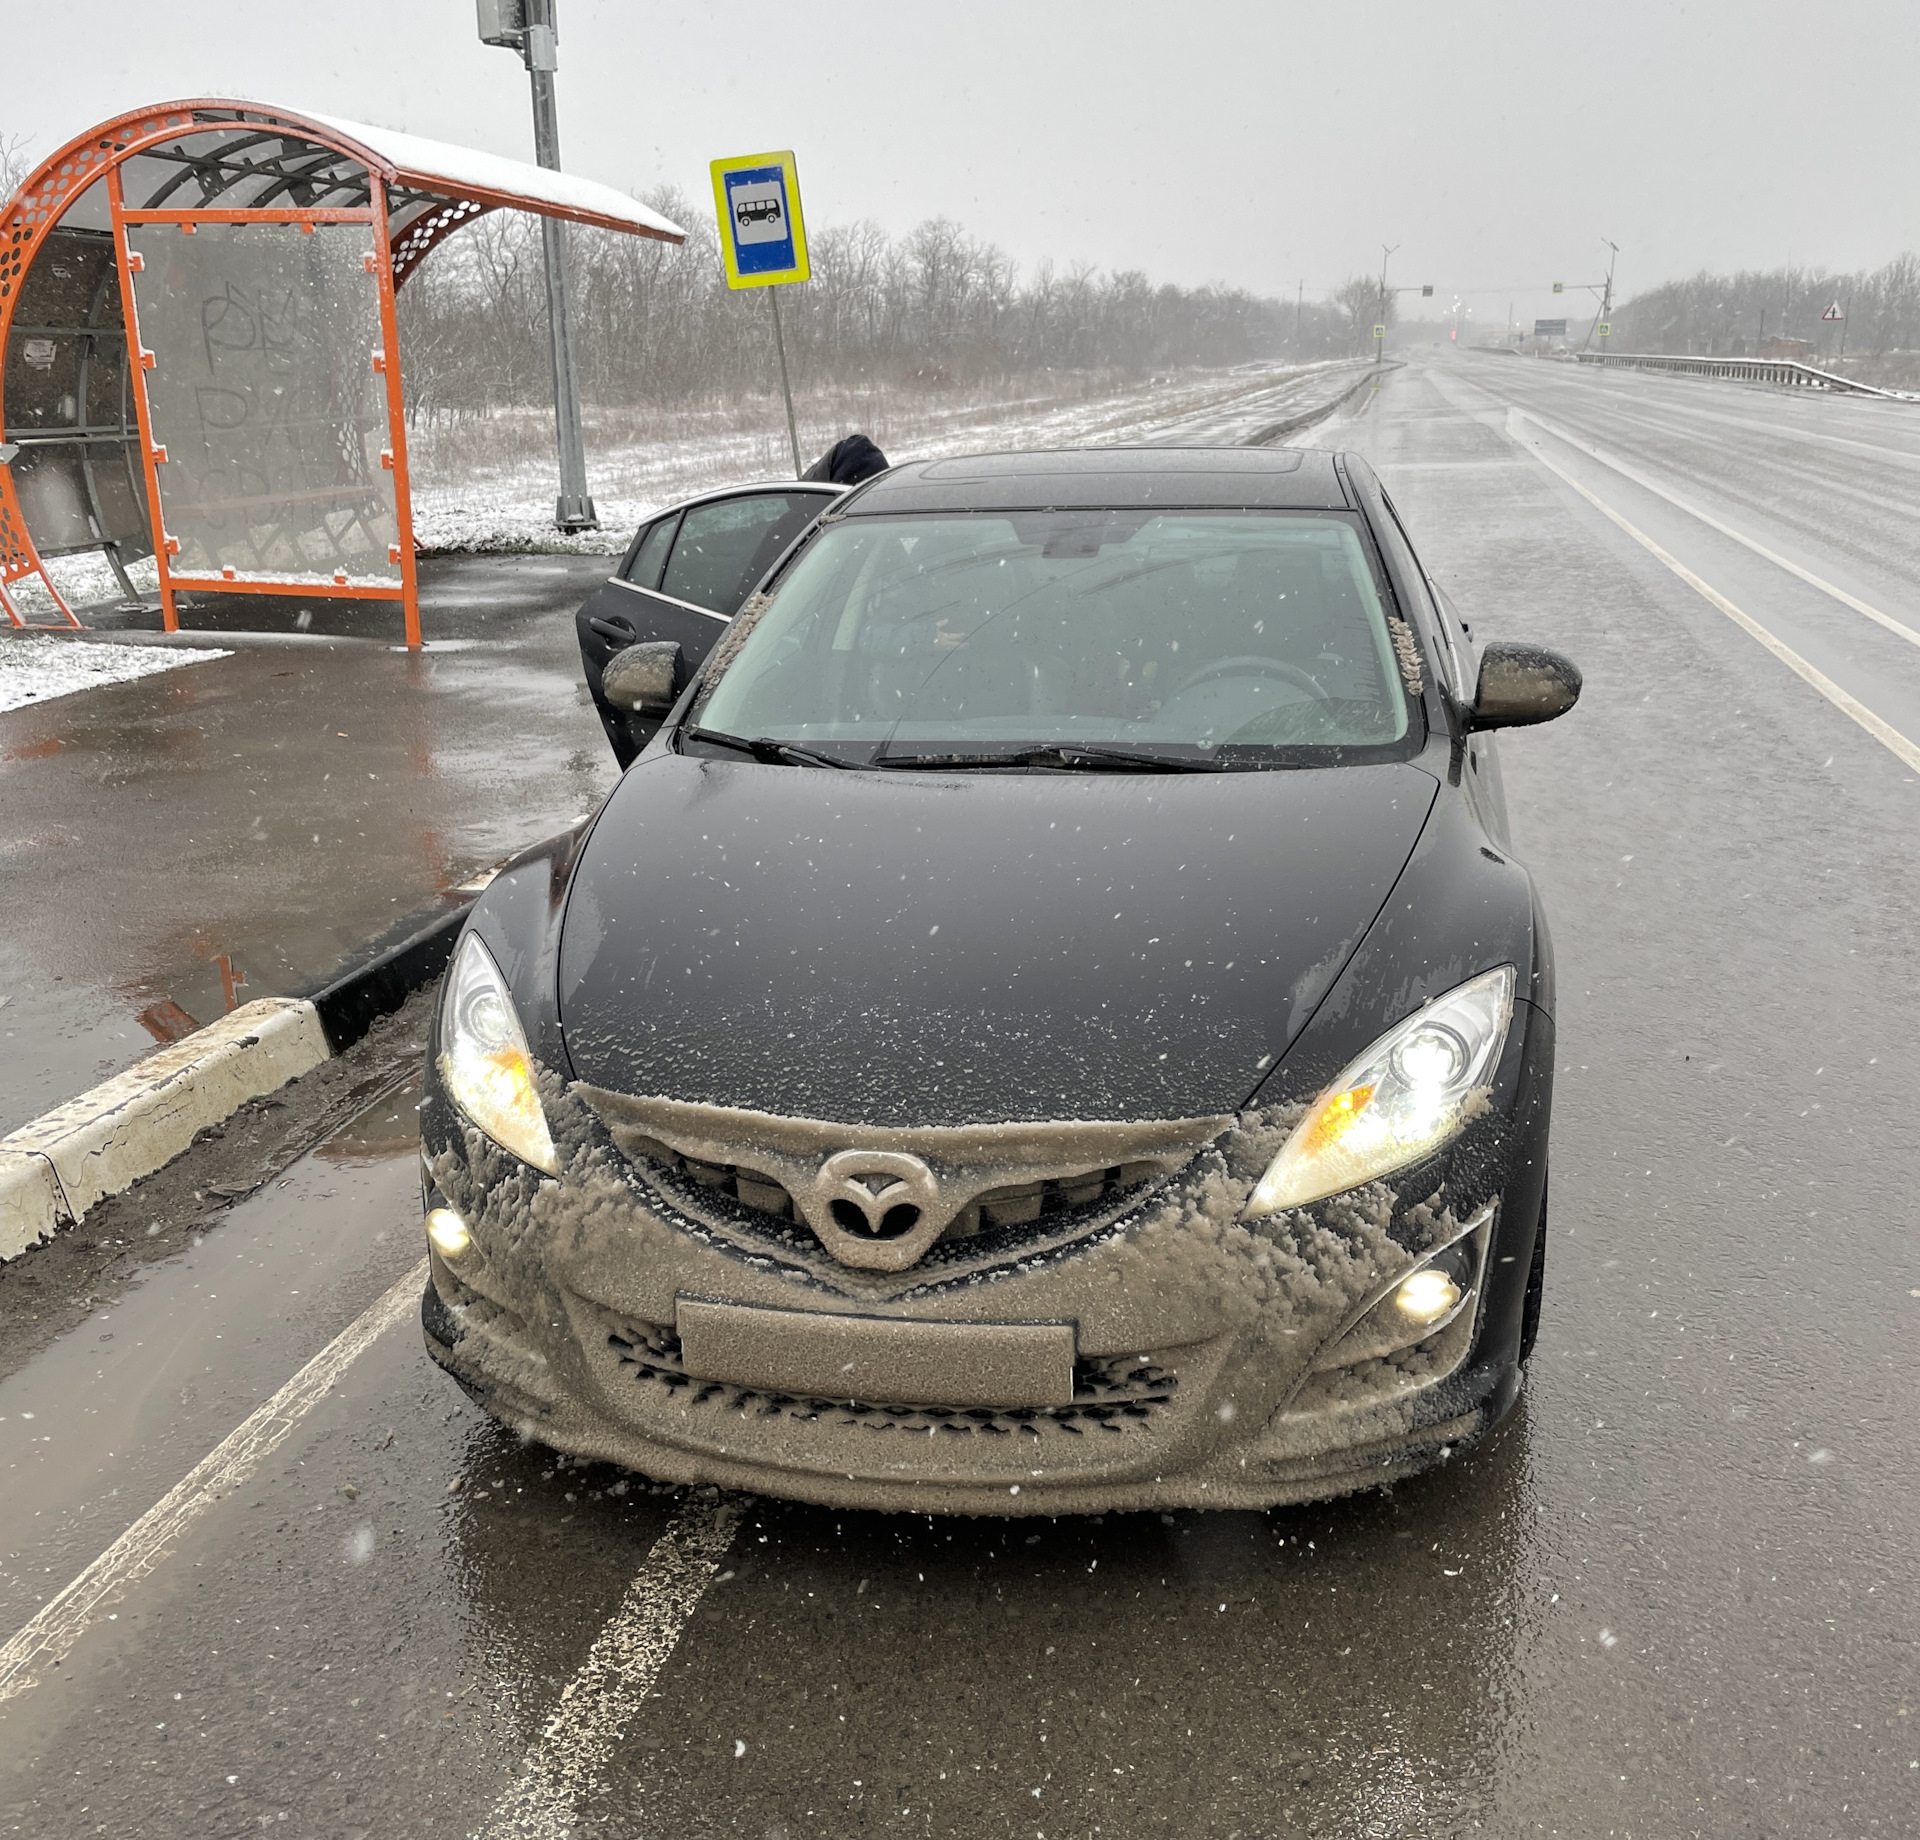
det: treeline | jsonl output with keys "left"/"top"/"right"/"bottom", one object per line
{"left": 397, "top": 189, "right": 1361, "bottom": 421}
{"left": 1613, "top": 253, "right": 1920, "bottom": 356}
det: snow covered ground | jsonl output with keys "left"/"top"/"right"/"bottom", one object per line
{"left": 18, "top": 360, "right": 1370, "bottom": 609}
{"left": 406, "top": 360, "right": 1368, "bottom": 555}
{"left": 0, "top": 635, "right": 230, "bottom": 713}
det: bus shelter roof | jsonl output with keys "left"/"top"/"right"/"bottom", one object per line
{"left": 299, "top": 108, "right": 685, "bottom": 241}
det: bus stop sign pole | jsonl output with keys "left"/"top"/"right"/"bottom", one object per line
{"left": 769, "top": 289, "right": 801, "bottom": 477}
{"left": 711, "top": 151, "right": 811, "bottom": 477}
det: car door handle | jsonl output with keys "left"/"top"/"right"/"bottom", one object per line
{"left": 589, "top": 615, "right": 639, "bottom": 645}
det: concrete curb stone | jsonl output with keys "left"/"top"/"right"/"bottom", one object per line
{"left": 0, "top": 1000, "right": 330, "bottom": 1259}
{"left": 0, "top": 897, "right": 478, "bottom": 1261}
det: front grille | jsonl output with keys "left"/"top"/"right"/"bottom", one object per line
{"left": 615, "top": 1131, "right": 1166, "bottom": 1249}
{"left": 605, "top": 1316, "right": 1177, "bottom": 1438}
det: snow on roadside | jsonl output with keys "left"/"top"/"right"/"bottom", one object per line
{"left": 0, "top": 636, "right": 231, "bottom": 715}
{"left": 21, "top": 362, "right": 1375, "bottom": 597}
{"left": 408, "top": 361, "right": 1367, "bottom": 556}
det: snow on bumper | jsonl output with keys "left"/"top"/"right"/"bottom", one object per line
{"left": 418, "top": 1074, "right": 1516, "bottom": 1514}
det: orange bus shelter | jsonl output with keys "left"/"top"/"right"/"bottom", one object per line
{"left": 0, "top": 100, "right": 683, "bottom": 646}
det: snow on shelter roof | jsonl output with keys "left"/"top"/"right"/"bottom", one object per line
{"left": 298, "top": 107, "right": 685, "bottom": 243}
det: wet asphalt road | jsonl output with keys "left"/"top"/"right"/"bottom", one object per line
{"left": 4, "top": 351, "right": 1919, "bottom": 1837}
{"left": 0, "top": 554, "right": 619, "bottom": 1135}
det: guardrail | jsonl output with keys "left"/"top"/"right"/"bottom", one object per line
{"left": 1574, "top": 349, "right": 1915, "bottom": 400}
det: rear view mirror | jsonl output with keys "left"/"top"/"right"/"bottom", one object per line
{"left": 602, "top": 641, "right": 682, "bottom": 715}
{"left": 1469, "top": 641, "right": 1581, "bottom": 730}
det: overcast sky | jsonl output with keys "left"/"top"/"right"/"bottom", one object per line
{"left": 4, "top": 0, "right": 1917, "bottom": 324}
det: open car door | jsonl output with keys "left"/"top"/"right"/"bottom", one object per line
{"left": 576, "top": 484, "right": 841, "bottom": 766}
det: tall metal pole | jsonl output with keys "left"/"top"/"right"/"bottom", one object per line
{"left": 522, "top": 0, "right": 596, "bottom": 531}
{"left": 1582, "top": 238, "right": 1619, "bottom": 354}
{"left": 1376, "top": 244, "right": 1398, "bottom": 366}
{"left": 768, "top": 287, "right": 803, "bottom": 476}
{"left": 1294, "top": 279, "right": 1303, "bottom": 357}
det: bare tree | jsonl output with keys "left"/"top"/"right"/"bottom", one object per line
{"left": 400, "top": 200, "right": 1362, "bottom": 423}
{"left": 0, "top": 133, "right": 33, "bottom": 211}
{"left": 1613, "top": 253, "right": 1920, "bottom": 357}
{"left": 1334, "top": 275, "right": 1383, "bottom": 355}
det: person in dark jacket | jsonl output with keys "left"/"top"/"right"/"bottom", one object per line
{"left": 802, "top": 433, "right": 889, "bottom": 485}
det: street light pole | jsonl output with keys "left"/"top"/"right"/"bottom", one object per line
{"left": 478, "top": 0, "right": 597, "bottom": 532}
{"left": 1376, "top": 244, "right": 1399, "bottom": 366}
{"left": 1586, "top": 238, "right": 1619, "bottom": 354}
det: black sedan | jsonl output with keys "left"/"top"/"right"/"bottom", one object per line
{"left": 419, "top": 445, "right": 1579, "bottom": 1515}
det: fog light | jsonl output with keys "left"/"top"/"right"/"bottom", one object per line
{"left": 1394, "top": 1266, "right": 1461, "bottom": 1325}
{"left": 425, "top": 1207, "right": 472, "bottom": 1260}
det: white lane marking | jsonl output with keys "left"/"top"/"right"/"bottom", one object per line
{"left": 1510, "top": 413, "right": 1920, "bottom": 777}
{"left": 474, "top": 1496, "right": 740, "bottom": 1838}
{"left": 1508, "top": 407, "right": 1920, "bottom": 651}
{"left": 0, "top": 1257, "right": 428, "bottom": 1705}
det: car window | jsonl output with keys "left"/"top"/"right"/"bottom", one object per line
{"left": 694, "top": 508, "right": 1420, "bottom": 766}
{"left": 658, "top": 493, "right": 827, "bottom": 614}
{"left": 623, "top": 513, "right": 680, "bottom": 590}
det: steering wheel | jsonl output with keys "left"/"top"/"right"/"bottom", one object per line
{"left": 1166, "top": 654, "right": 1328, "bottom": 702}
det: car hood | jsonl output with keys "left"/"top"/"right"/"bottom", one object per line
{"left": 557, "top": 754, "right": 1437, "bottom": 1126}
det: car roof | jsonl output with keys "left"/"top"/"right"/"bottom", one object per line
{"left": 842, "top": 445, "right": 1351, "bottom": 515}
{"left": 653, "top": 479, "right": 845, "bottom": 521}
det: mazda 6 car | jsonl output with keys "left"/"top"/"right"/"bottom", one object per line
{"left": 419, "top": 445, "right": 1580, "bottom": 1515}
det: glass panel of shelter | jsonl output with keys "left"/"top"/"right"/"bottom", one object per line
{"left": 123, "top": 218, "right": 401, "bottom": 586}
{"left": 1, "top": 213, "right": 150, "bottom": 598}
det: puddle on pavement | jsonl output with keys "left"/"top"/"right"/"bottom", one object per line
{"left": 318, "top": 1069, "right": 425, "bottom": 1166}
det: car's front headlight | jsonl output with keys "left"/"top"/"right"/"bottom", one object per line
{"left": 1245, "top": 966, "right": 1515, "bottom": 1216}
{"left": 437, "top": 932, "right": 561, "bottom": 1177}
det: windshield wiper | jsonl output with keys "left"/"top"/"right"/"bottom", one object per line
{"left": 872, "top": 743, "right": 1226, "bottom": 774}
{"left": 682, "top": 726, "right": 849, "bottom": 770}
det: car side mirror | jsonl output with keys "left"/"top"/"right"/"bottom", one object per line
{"left": 601, "top": 641, "right": 682, "bottom": 715}
{"left": 1469, "top": 641, "right": 1581, "bottom": 730}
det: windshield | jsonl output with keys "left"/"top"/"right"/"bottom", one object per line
{"left": 689, "top": 509, "right": 1418, "bottom": 767}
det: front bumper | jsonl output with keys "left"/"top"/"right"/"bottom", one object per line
{"left": 417, "top": 1037, "right": 1550, "bottom": 1514}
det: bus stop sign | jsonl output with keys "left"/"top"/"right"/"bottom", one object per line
{"left": 711, "top": 150, "right": 810, "bottom": 289}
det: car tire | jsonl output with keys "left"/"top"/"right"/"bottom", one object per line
{"left": 1517, "top": 1174, "right": 1548, "bottom": 1366}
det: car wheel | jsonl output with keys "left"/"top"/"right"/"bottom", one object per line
{"left": 1518, "top": 1174, "right": 1548, "bottom": 1365}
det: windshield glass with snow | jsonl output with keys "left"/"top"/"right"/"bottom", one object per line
{"left": 689, "top": 509, "right": 1417, "bottom": 767}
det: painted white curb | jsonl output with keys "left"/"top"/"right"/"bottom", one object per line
{"left": 0, "top": 998, "right": 331, "bottom": 1260}
{"left": 0, "top": 1153, "right": 66, "bottom": 1265}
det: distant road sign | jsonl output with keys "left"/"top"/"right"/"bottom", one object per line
{"left": 1534, "top": 318, "right": 1568, "bottom": 338}
{"left": 1372, "top": 324, "right": 1386, "bottom": 339}
{"left": 1822, "top": 301, "right": 1845, "bottom": 321}
{"left": 1421, "top": 284, "right": 1433, "bottom": 297}
{"left": 1597, "top": 321, "right": 1612, "bottom": 336}
{"left": 1552, "top": 281, "right": 1564, "bottom": 295}
{"left": 710, "top": 150, "right": 810, "bottom": 290}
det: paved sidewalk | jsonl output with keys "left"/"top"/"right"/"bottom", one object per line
{"left": 0, "top": 555, "right": 618, "bottom": 1133}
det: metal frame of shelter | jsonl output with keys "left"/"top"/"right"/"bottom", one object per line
{"left": 0, "top": 101, "right": 683, "bottom": 645}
